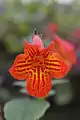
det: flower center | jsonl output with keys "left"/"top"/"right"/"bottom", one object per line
{"left": 32, "top": 55, "right": 44, "bottom": 68}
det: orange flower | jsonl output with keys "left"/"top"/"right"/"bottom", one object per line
{"left": 9, "top": 34, "right": 72, "bottom": 98}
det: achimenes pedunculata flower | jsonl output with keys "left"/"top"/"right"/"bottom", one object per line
{"left": 9, "top": 31, "right": 76, "bottom": 98}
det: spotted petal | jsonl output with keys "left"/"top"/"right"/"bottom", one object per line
{"left": 44, "top": 52, "right": 72, "bottom": 79}
{"left": 24, "top": 40, "right": 40, "bottom": 58}
{"left": 26, "top": 68, "right": 52, "bottom": 98}
{"left": 40, "top": 41, "right": 55, "bottom": 58}
{"left": 9, "top": 54, "right": 32, "bottom": 80}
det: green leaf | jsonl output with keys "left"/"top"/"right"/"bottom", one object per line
{"left": 54, "top": 82, "right": 74, "bottom": 105}
{"left": 52, "top": 79, "right": 69, "bottom": 85}
{"left": 4, "top": 98, "right": 50, "bottom": 120}
{"left": 19, "top": 88, "right": 28, "bottom": 94}
{"left": 47, "top": 90, "right": 56, "bottom": 96}
{"left": 0, "top": 88, "right": 12, "bottom": 102}
{"left": 13, "top": 81, "right": 26, "bottom": 88}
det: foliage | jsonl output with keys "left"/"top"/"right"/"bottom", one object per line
{"left": 0, "top": 0, "right": 79, "bottom": 53}
{"left": 0, "top": 0, "right": 54, "bottom": 52}
{"left": 4, "top": 98, "right": 50, "bottom": 120}
{"left": 54, "top": 81, "right": 74, "bottom": 105}
{"left": 0, "top": 88, "right": 12, "bottom": 103}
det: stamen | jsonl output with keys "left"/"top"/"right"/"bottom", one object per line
{"left": 34, "top": 28, "right": 37, "bottom": 35}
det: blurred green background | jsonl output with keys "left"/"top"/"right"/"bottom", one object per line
{"left": 0, "top": 0, "right": 80, "bottom": 120}
{"left": 0, "top": 0, "right": 80, "bottom": 53}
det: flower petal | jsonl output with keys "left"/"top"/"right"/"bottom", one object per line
{"left": 26, "top": 68, "right": 52, "bottom": 98}
{"left": 54, "top": 35, "right": 76, "bottom": 64}
{"left": 24, "top": 40, "right": 40, "bottom": 58}
{"left": 9, "top": 54, "right": 32, "bottom": 80}
{"left": 45, "top": 52, "right": 72, "bottom": 79}
{"left": 32, "top": 34, "right": 44, "bottom": 48}
{"left": 40, "top": 41, "right": 55, "bottom": 58}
